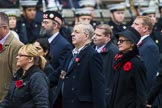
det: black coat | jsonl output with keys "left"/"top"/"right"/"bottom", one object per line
{"left": 16, "top": 15, "right": 41, "bottom": 44}
{"left": 108, "top": 20, "right": 127, "bottom": 43}
{"left": 147, "top": 69, "right": 162, "bottom": 108}
{"left": 44, "top": 61, "right": 55, "bottom": 77}
{"left": 100, "top": 41, "right": 119, "bottom": 108}
{"left": 99, "top": 41, "right": 119, "bottom": 93}
{"left": 0, "top": 65, "right": 50, "bottom": 108}
{"left": 92, "top": 41, "right": 119, "bottom": 108}
{"left": 52, "top": 45, "right": 106, "bottom": 108}
{"left": 109, "top": 48, "right": 147, "bottom": 108}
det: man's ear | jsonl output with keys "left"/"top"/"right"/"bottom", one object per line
{"left": 143, "top": 26, "right": 149, "bottom": 32}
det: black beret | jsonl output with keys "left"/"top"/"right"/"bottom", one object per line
{"left": 43, "top": 11, "right": 63, "bottom": 25}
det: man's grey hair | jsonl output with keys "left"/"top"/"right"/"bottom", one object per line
{"left": 76, "top": 22, "right": 94, "bottom": 39}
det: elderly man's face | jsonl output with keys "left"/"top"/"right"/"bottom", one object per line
{"left": 71, "top": 24, "right": 87, "bottom": 48}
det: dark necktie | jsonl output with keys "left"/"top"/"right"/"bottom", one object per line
{"left": 137, "top": 41, "right": 143, "bottom": 47}
{"left": 62, "top": 53, "right": 78, "bottom": 94}
{"left": 68, "top": 53, "right": 78, "bottom": 70}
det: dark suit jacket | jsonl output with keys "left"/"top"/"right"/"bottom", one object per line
{"left": 49, "top": 33, "right": 73, "bottom": 87}
{"left": 138, "top": 36, "right": 160, "bottom": 93}
{"left": 147, "top": 70, "right": 162, "bottom": 106}
{"left": 53, "top": 45, "right": 106, "bottom": 108}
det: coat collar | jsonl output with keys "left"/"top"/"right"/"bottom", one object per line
{"left": 64, "top": 44, "right": 90, "bottom": 74}
{"left": 14, "top": 65, "right": 41, "bottom": 80}
{"left": 0, "top": 32, "right": 15, "bottom": 53}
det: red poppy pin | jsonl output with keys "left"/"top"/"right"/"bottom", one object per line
{"left": 15, "top": 80, "right": 26, "bottom": 89}
{"left": 113, "top": 62, "right": 121, "bottom": 70}
{"left": 75, "top": 57, "right": 80, "bottom": 62}
{"left": 122, "top": 61, "right": 132, "bottom": 72}
{"left": 114, "top": 54, "right": 123, "bottom": 60}
{"left": 0, "top": 44, "right": 3, "bottom": 52}
{"left": 101, "top": 48, "right": 107, "bottom": 53}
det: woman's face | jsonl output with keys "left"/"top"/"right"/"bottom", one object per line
{"left": 117, "top": 36, "right": 134, "bottom": 53}
{"left": 16, "top": 53, "right": 32, "bottom": 69}
{"left": 33, "top": 42, "right": 46, "bottom": 57}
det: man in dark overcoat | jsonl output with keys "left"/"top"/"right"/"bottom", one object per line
{"left": 52, "top": 22, "right": 106, "bottom": 108}
{"left": 92, "top": 24, "right": 119, "bottom": 108}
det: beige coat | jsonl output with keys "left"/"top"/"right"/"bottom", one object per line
{"left": 0, "top": 32, "right": 23, "bottom": 101}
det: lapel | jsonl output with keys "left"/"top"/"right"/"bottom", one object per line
{"left": 49, "top": 34, "right": 60, "bottom": 53}
{"left": 65, "top": 45, "right": 89, "bottom": 75}
{"left": 138, "top": 36, "right": 151, "bottom": 48}
{"left": 100, "top": 41, "right": 113, "bottom": 54}
{"left": 0, "top": 33, "right": 14, "bottom": 53}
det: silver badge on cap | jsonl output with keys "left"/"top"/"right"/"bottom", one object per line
{"left": 49, "top": 14, "right": 54, "bottom": 18}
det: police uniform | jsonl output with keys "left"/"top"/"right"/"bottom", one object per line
{"left": 2, "top": 10, "right": 20, "bottom": 40}
{"left": 79, "top": 0, "right": 100, "bottom": 28}
{"left": 126, "top": 1, "right": 149, "bottom": 26}
{"left": 16, "top": 0, "right": 41, "bottom": 44}
{"left": 4, "top": 10, "right": 19, "bottom": 32}
{"left": 75, "top": 8, "right": 92, "bottom": 19}
{"left": 107, "top": 3, "right": 127, "bottom": 43}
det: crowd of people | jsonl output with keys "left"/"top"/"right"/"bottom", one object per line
{"left": 0, "top": 0, "right": 162, "bottom": 108}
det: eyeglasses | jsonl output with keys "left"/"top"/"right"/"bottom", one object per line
{"left": 17, "top": 54, "right": 32, "bottom": 57}
{"left": 41, "top": 21, "right": 50, "bottom": 25}
{"left": 35, "top": 46, "right": 43, "bottom": 50}
{"left": 42, "top": 20, "right": 57, "bottom": 25}
{"left": 117, "top": 39, "right": 130, "bottom": 44}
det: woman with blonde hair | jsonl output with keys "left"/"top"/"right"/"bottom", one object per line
{"left": 0, "top": 44, "right": 50, "bottom": 108}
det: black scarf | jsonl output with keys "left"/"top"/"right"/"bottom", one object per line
{"left": 113, "top": 47, "right": 139, "bottom": 71}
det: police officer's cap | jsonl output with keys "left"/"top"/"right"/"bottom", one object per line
{"left": 47, "top": 5, "right": 63, "bottom": 11}
{"left": 141, "top": 7, "right": 157, "bottom": 15}
{"left": 4, "top": 10, "right": 19, "bottom": 17}
{"left": 158, "top": 2, "right": 162, "bottom": 8}
{"left": 75, "top": 9, "right": 92, "bottom": 17}
{"left": 115, "top": 27, "right": 141, "bottom": 44}
{"left": 134, "top": 1, "right": 149, "bottom": 8}
{"left": 108, "top": 3, "right": 126, "bottom": 12}
{"left": 79, "top": 0, "right": 96, "bottom": 8}
{"left": 43, "top": 11, "right": 63, "bottom": 25}
{"left": 47, "top": 0, "right": 62, "bottom": 11}
{"left": 20, "top": 0, "right": 38, "bottom": 7}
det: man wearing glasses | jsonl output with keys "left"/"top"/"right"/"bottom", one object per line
{"left": 0, "top": 12, "right": 23, "bottom": 101}
{"left": 40, "top": 11, "right": 73, "bottom": 87}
